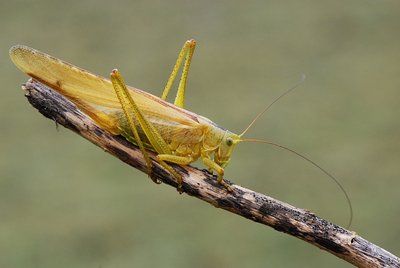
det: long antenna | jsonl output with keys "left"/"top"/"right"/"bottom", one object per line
{"left": 240, "top": 138, "right": 353, "bottom": 229}
{"left": 239, "top": 74, "right": 306, "bottom": 137}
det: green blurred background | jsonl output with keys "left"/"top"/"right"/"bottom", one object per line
{"left": 1, "top": 1, "right": 399, "bottom": 267}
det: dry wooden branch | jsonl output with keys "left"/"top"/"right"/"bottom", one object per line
{"left": 22, "top": 79, "right": 399, "bottom": 268}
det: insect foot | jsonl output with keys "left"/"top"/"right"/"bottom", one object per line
{"left": 177, "top": 183, "right": 184, "bottom": 194}
{"left": 218, "top": 178, "right": 233, "bottom": 192}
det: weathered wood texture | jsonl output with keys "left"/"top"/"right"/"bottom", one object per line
{"left": 22, "top": 79, "right": 400, "bottom": 268}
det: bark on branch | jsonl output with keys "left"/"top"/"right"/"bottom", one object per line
{"left": 22, "top": 79, "right": 399, "bottom": 268}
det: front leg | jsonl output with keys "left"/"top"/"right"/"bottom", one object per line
{"left": 201, "top": 153, "right": 233, "bottom": 192}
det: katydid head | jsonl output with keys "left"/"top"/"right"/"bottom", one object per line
{"left": 214, "top": 131, "right": 242, "bottom": 168}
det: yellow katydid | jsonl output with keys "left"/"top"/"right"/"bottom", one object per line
{"left": 9, "top": 39, "right": 242, "bottom": 192}
{"left": 9, "top": 40, "right": 352, "bottom": 226}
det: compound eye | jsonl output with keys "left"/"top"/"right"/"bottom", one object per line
{"left": 226, "top": 137, "right": 233, "bottom": 146}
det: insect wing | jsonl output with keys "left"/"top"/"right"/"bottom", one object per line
{"left": 9, "top": 45, "right": 201, "bottom": 134}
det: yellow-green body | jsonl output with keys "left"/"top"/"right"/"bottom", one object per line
{"left": 10, "top": 40, "right": 240, "bottom": 192}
